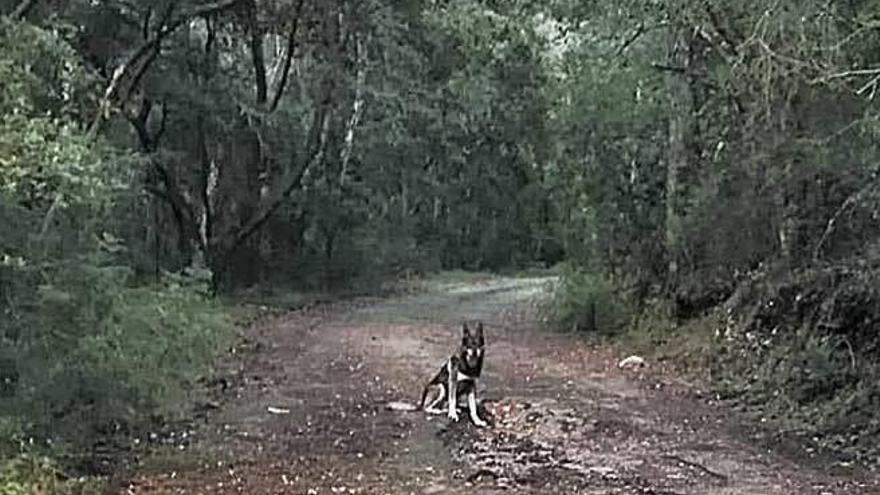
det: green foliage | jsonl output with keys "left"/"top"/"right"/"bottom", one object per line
{"left": 0, "top": 18, "right": 94, "bottom": 118}
{"left": 621, "top": 301, "right": 719, "bottom": 375}
{"left": 712, "top": 263, "right": 880, "bottom": 460}
{"left": 0, "top": 15, "right": 232, "bottom": 477}
{"left": 10, "top": 0, "right": 880, "bottom": 472}
{"left": 0, "top": 18, "right": 116, "bottom": 211}
{"left": 538, "top": 2, "right": 880, "bottom": 463}
{"left": 0, "top": 453, "right": 104, "bottom": 495}
{"left": 0, "top": 454, "right": 62, "bottom": 495}
{"left": 0, "top": 115, "right": 115, "bottom": 210}
{"left": 2, "top": 261, "right": 232, "bottom": 447}
{"left": 542, "top": 265, "right": 630, "bottom": 334}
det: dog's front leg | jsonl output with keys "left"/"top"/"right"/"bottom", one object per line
{"left": 467, "top": 389, "right": 487, "bottom": 427}
{"left": 446, "top": 360, "right": 459, "bottom": 421}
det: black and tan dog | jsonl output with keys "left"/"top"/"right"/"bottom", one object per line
{"left": 420, "top": 321, "right": 488, "bottom": 427}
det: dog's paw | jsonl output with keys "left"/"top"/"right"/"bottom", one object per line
{"left": 447, "top": 410, "right": 460, "bottom": 422}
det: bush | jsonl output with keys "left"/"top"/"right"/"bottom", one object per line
{"left": 0, "top": 453, "right": 104, "bottom": 495}
{"left": 0, "top": 454, "right": 66, "bottom": 495}
{"left": 0, "top": 259, "right": 232, "bottom": 458}
{"left": 542, "top": 265, "right": 631, "bottom": 334}
{"left": 713, "top": 260, "right": 880, "bottom": 461}
{"left": 0, "top": 17, "right": 233, "bottom": 478}
{"left": 618, "top": 300, "right": 718, "bottom": 375}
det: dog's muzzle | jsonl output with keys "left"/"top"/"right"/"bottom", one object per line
{"left": 464, "top": 349, "right": 480, "bottom": 368}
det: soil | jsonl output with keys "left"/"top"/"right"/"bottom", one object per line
{"left": 122, "top": 276, "right": 880, "bottom": 494}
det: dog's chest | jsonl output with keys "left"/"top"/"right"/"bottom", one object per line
{"left": 456, "top": 371, "right": 475, "bottom": 382}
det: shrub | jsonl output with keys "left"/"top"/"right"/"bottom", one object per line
{"left": 0, "top": 453, "right": 105, "bottom": 495}
{"left": 0, "top": 259, "right": 232, "bottom": 457}
{"left": 713, "top": 260, "right": 880, "bottom": 461}
{"left": 542, "top": 264, "right": 631, "bottom": 334}
{"left": 0, "top": 17, "right": 232, "bottom": 478}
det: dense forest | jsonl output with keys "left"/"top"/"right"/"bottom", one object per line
{"left": 3, "top": 0, "right": 880, "bottom": 490}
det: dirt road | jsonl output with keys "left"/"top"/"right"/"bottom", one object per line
{"left": 125, "top": 276, "right": 879, "bottom": 494}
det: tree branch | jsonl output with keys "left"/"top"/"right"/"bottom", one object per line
{"left": 196, "top": 115, "right": 216, "bottom": 253}
{"left": 813, "top": 173, "right": 880, "bottom": 261}
{"left": 651, "top": 62, "right": 687, "bottom": 74}
{"left": 246, "top": 0, "right": 268, "bottom": 105}
{"left": 340, "top": 32, "right": 368, "bottom": 185}
{"left": 128, "top": 99, "right": 155, "bottom": 151}
{"left": 811, "top": 67, "right": 880, "bottom": 85}
{"left": 149, "top": 159, "right": 203, "bottom": 253}
{"left": 220, "top": 98, "right": 333, "bottom": 258}
{"left": 702, "top": 3, "right": 741, "bottom": 58}
{"left": 10, "top": 0, "right": 37, "bottom": 19}
{"left": 87, "top": 0, "right": 242, "bottom": 138}
{"left": 615, "top": 23, "right": 645, "bottom": 56}
{"left": 268, "top": 0, "right": 305, "bottom": 113}
{"left": 142, "top": 7, "right": 153, "bottom": 41}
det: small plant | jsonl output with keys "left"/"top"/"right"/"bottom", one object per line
{"left": 0, "top": 453, "right": 105, "bottom": 495}
{"left": 542, "top": 265, "right": 631, "bottom": 334}
{"left": 2, "top": 261, "right": 233, "bottom": 461}
{"left": 712, "top": 263, "right": 880, "bottom": 461}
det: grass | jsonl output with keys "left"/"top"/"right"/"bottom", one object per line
{"left": 422, "top": 270, "right": 497, "bottom": 285}
{"left": 0, "top": 454, "right": 108, "bottom": 495}
{"left": 615, "top": 303, "right": 719, "bottom": 379}
{"left": 136, "top": 443, "right": 223, "bottom": 475}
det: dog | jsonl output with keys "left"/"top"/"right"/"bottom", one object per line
{"left": 420, "top": 321, "right": 488, "bottom": 427}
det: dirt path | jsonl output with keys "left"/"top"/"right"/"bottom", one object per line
{"left": 125, "top": 276, "right": 879, "bottom": 494}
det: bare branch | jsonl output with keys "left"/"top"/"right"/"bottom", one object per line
{"left": 10, "top": 0, "right": 37, "bottom": 19}
{"left": 87, "top": 0, "right": 242, "bottom": 138}
{"left": 756, "top": 39, "right": 816, "bottom": 71}
{"left": 39, "top": 193, "right": 63, "bottom": 242}
{"left": 813, "top": 173, "right": 880, "bottom": 261}
{"left": 221, "top": 102, "right": 332, "bottom": 257}
{"left": 340, "top": 33, "right": 368, "bottom": 185}
{"left": 196, "top": 116, "right": 216, "bottom": 253}
{"left": 660, "top": 454, "right": 728, "bottom": 482}
{"left": 155, "top": 101, "right": 168, "bottom": 144}
{"left": 811, "top": 67, "right": 880, "bottom": 85}
{"left": 204, "top": 15, "right": 216, "bottom": 54}
{"left": 245, "top": 0, "right": 268, "bottom": 105}
{"left": 142, "top": 7, "right": 153, "bottom": 40}
{"left": 268, "top": 0, "right": 305, "bottom": 113}
{"left": 150, "top": 159, "right": 202, "bottom": 252}
{"left": 614, "top": 23, "right": 645, "bottom": 57}
{"left": 702, "top": 3, "right": 741, "bottom": 57}
{"left": 650, "top": 62, "right": 686, "bottom": 74}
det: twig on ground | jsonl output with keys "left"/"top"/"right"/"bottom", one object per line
{"left": 661, "top": 454, "right": 729, "bottom": 483}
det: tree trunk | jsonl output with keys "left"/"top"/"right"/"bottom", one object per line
{"left": 664, "top": 24, "right": 693, "bottom": 287}
{"left": 339, "top": 32, "right": 368, "bottom": 186}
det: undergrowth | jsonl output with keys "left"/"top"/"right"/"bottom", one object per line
{"left": 0, "top": 453, "right": 106, "bottom": 495}
{"left": 545, "top": 260, "right": 880, "bottom": 463}
{"left": 540, "top": 264, "right": 631, "bottom": 334}
{"left": 712, "top": 261, "right": 880, "bottom": 464}
{"left": 619, "top": 301, "right": 718, "bottom": 377}
{"left": 1, "top": 261, "right": 233, "bottom": 487}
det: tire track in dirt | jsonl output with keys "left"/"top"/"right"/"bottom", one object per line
{"left": 124, "top": 277, "right": 879, "bottom": 494}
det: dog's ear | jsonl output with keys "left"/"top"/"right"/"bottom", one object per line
{"left": 462, "top": 321, "right": 471, "bottom": 338}
{"left": 475, "top": 321, "right": 484, "bottom": 343}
